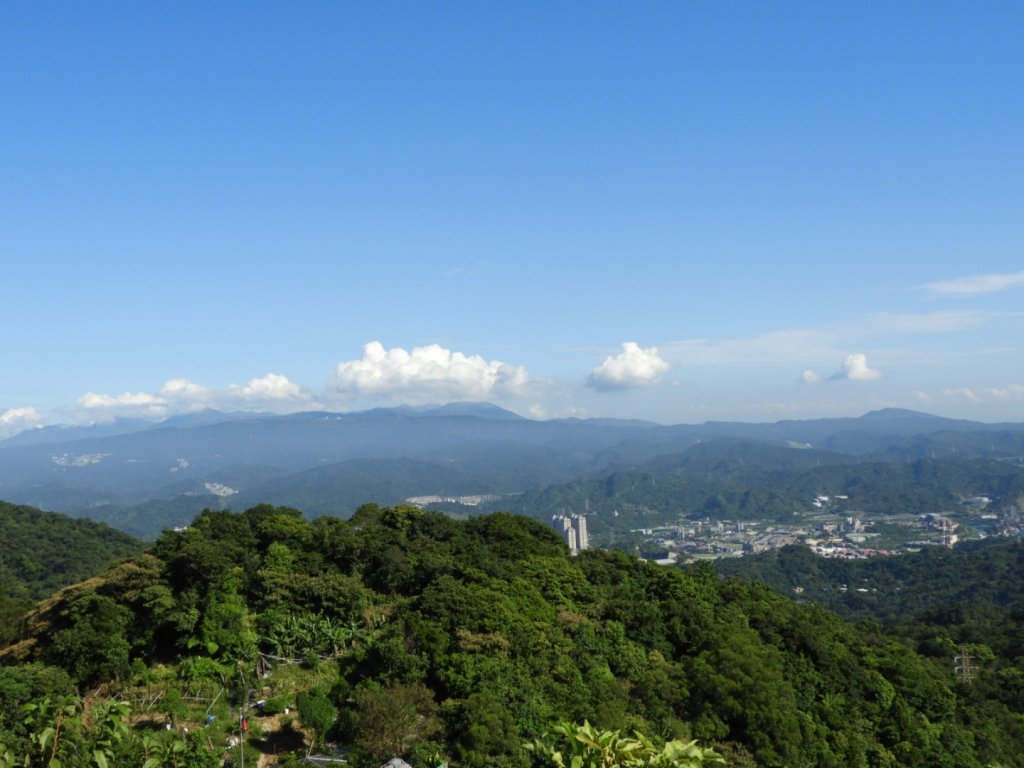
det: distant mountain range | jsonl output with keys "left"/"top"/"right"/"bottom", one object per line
{"left": 1, "top": 404, "right": 1022, "bottom": 538}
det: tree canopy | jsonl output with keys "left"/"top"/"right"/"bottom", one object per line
{"left": 2, "top": 503, "right": 1022, "bottom": 767}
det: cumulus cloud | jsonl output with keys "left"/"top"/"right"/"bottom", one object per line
{"left": 332, "top": 341, "right": 529, "bottom": 402}
{"left": 160, "top": 378, "right": 210, "bottom": 400}
{"left": 0, "top": 405, "right": 42, "bottom": 426}
{"left": 831, "top": 353, "right": 882, "bottom": 382}
{"left": 0, "top": 406, "right": 44, "bottom": 439}
{"left": 77, "top": 372, "right": 307, "bottom": 422}
{"left": 827, "top": 354, "right": 884, "bottom": 380}
{"left": 805, "top": 354, "right": 882, "bottom": 385}
{"left": 78, "top": 391, "right": 164, "bottom": 409}
{"left": 77, "top": 390, "right": 168, "bottom": 418}
{"left": 923, "top": 271, "right": 1024, "bottom": 298}
{"left": 229, "top": 373, "right": 303, "bottom": 401}
{"left": 586, "top": 342, "right": 670, "bottom": 391}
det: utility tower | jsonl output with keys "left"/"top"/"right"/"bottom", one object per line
{"left": 955, "top": 644, "right": 976, "bottom": 685}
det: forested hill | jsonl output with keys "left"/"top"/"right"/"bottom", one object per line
{"left": 714, "top": 538, "right": 1024, "bottom": 625}
{"left": 487, "top": 447, "right": 1024, "bottom": 532}
{"left": 0, "top": 500, "right": 144, "bottom": 648}
{"left": 714, "top": 538, "right": 1024, "bottom": 749}
{"left": 3, "top": 504, "right": 1023, "bottom": 767}
{"left": 0, "top": 500, "right": 143, "bottom": 600}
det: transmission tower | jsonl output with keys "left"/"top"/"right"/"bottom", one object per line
{"left": 955, "top": 644, "right": 977, "bottom": 685}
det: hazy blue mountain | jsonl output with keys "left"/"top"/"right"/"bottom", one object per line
{"left": 0, "top": 417, "right": 156, "bottom": 448}
{"left": 641, "top": 438, "right": 864, "bottom": 476}
{"left": 1, "top": 405, "right": 1021, "bottom": 537}
{"left": 156, "top": 408, "right": 267, "bottom": 429}
{"left": 417, "top": 401, "right": 526, "bottom": 419}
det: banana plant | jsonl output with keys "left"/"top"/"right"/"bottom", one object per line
{"left": 526, "top": 721, "right": 724, "bottom": 768}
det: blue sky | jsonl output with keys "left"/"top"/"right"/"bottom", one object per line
{"left": 2, "top": 1, "right": 1023, "bottom": 435}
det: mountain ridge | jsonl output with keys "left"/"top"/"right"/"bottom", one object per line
{"left": 2, "top": 405, "right": 1021, "bottom": 538}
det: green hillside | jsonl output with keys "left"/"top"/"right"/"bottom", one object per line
{"left": 715, "top": 538, "right": 1024, "bottom": 721}
{"left": 0, "top": 500, "right": 143, "bottom": 600}
{"left": 0, "top": 500, "right": 144, "bottom": 648}
{"left": 2, "top": 504, "right": 1022, "bottom": 766}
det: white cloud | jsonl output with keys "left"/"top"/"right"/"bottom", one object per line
{"left": 988, "top": 384, "right": 1024, "bottom": 400}
{"left": 0, "top": 405, "right": 41, "bottom": 426}
{"left": 229, "top": 373, "right": 303, "bottom": 401}
{"left": 78, "top": 391, "right": 164, "bottom": 408}
{"left": 332, "top": 341, "right": 530, "bottom": 402}
{"left": 76, "top": 373, "right": 306, "bottom": 422}
{"left": 161, "top": 374, "right": 303, "bottom": 406}
{"left": 160, "top": 378, "right": 210, "bottom": 400}
{"left": 587, "top": 342, "right": 670, "bottom": 391}
{"left": 0, "top": 406, "right": 44, "bottom": 439}
{"left": 923, "top": 271, "right": 1024, "bottom": 298}
{"left": 76, "top": 391, "right": 169, "bottom": 419}
{"left": 831, "top": 353, "right": 882, "bottom": 382}
{"left": 801, "top": 370, "right": 821, "bottom": 384}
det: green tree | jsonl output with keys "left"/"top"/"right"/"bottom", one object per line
{"left": 297, "top": 686, "right": 338, "bottom": 751}
{"left": 192, "top": 569, "right": 257, "bottom": 661}
{"left": 451, "top": 691, "right": 526, "bottom": 768}
{"left": 48, "top": 592, "right": 131, "bottom": 685}
{"left": 351, "top": 682, "right": 440, "bottom": 762}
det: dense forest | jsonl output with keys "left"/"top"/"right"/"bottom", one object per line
{"left": 0, "top": 501, "right": 144, "bottom": 647}
{"left": 0, "top": 501, "right": 143, "bottom": 600}
{"left": 715, "top": 538, "right": 1024, "bottom": 735}
{"left": 2, "top": 503, "right": 1023, "bottom": 766}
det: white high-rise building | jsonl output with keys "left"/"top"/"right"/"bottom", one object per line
{"left": 574, "top": 515, "right": 589, "bottom": 550}
{"left": 551, "top": 514, "right": 589, "bottom": 554}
